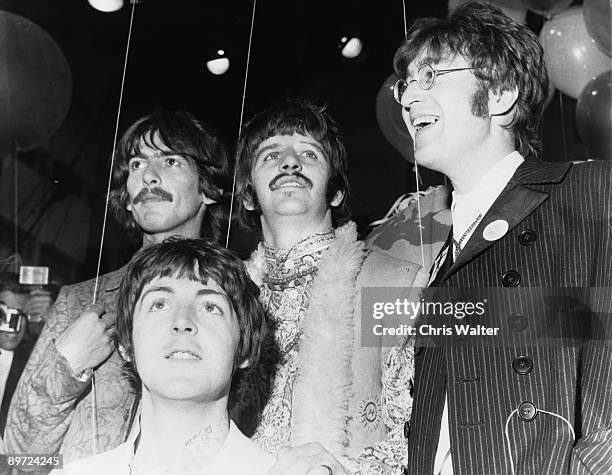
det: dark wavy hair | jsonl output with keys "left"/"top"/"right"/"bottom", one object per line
{"left": 393, "top": 1, "right": 549, "bottom": 158}
{"left": 115, "top": 238, "right": 269, "bottom": 395}
{"left": 109, "top": 111, "right": 229, "bottom": 243}
{"left": 234, "top": 99, "right": 351, "bottom": 229}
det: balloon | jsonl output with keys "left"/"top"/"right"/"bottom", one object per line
{"left": 540, "top": 7, "right": 611, "bottom": 99}
{"left": 583, "top": 0, "right": 612, "bottom": 56}
{"left": 575, "top": 70, "right": 612, "bottom": 160}
{"left": 521, "top": 0, "right": 573, "bottom": 18}
{"left": 0, "top": 12, "right": 72, "bottom": 155}
{"left": 375, "top": 73, "right": 414, "bottom": 162}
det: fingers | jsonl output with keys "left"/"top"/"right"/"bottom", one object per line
{"left": 83, "top": 302, "right": 105, "bottom": 318}
{"left": 268, "top": 444, "right": 346, "bottom": 475}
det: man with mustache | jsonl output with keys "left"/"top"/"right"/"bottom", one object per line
{"left": 233, "top": 99, "right": 427, "bottom": 474}
{"left": 6, "top": 110, "right": 228, "bottom": 463}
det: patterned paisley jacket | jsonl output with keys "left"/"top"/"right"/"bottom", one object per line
{"left": 243, "top": 222, "right": 428, "bottom": 468}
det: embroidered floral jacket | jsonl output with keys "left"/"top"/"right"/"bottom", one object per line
{"left": 243, "top": 222, "right": 428, "bottom": 471}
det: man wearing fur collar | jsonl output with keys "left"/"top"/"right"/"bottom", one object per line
{"left": 234, "top": 99, "right": 427, "bottom": 474}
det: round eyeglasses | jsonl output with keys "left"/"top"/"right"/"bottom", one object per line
{"left": 393, "top": 63, "right": 475, "bottom": 104}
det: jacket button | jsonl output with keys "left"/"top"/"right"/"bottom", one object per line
{"left": 512, "top": 356, "right": 533, "bottom": 375}
{"left": 501, "top": 270, "right": 521, "bottom": 287}
{"left": 519, "top": 229, "right": 537, "bottom": 246}
{"left": 518, "top": 402, "right": 537, "bottom": 421}
{"left": 509, "top": 313, "right": 528, "bottom": 332}
{"left": 403, "top": 421, "right": 411, "bottom": 438}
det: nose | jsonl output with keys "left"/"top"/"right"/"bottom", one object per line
{"left": 170, "top": 308, "right": 198, "bottom": 335}
{"left": 143, "top": 161, "right": 162, "bottom": 186}
{"left": 400, "top": 79, "right": 421, "bottom": 109}
{"left": 279, "top": 152, "right": 302, "bottom": 173}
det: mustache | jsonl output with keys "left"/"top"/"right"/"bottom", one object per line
{"left": 269, "top": 172, "right": 313, "bottom": 191}
{"left": 132, "top": 187, "right": 174, "bottom": 205}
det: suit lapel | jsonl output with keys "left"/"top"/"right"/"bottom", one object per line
{"left": 441, "top": 159, "right": 571, "bottom": 280}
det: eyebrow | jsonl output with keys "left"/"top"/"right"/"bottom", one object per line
{"left": 255, "top": 140, "right": 326, "bottom": 160}
{"left": 139, "top": 285, "right": 227, "bottom": 302}
{"left": 129, "top": 151, "right": 182, "bottom": 160}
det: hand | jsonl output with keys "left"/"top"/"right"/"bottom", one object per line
{"left": 267, "top": 443, "right": 349, "bottom": 475}
{"left": 24, "top": 289, "right": 54, "bottom": 322}
{"left": 54, "top": 302, "right": 115, "bottom": 375}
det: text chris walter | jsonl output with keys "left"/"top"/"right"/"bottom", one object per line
{"left": 372, "top": 324, "right": 500, "bottom": 337}
{"left": 371, "top": 298, "right": 487, "bottom": 320}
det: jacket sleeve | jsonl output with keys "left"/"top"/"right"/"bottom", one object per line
{"left": 4, "top": 286, "right": 92, "bottom": 455}
{"left": 568, "top": 345, "right": 612, "bottom": 472}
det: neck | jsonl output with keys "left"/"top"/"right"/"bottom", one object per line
{"left": 261, "top": 210, "right": 334, "bottom": 249}
{"left": 135, "top": 391, "right": 230, "bottom": 469}
{"left": 141, "top": 213, "right": 205, "bottom": 248}
{"left": 446, "top": 139, "right": 515, "bottom": 195}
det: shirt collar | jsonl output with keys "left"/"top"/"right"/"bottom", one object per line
{"left": 451, "top": 151, "right": 524, "bottom": 236}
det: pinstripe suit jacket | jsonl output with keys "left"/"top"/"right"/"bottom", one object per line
{"left": 405, "top": 159, "right": 612, "bottom": 474}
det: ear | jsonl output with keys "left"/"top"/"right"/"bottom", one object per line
{"left": 488, "top": 87, "right": 518, "bottom": 117}
{"left": 243, "top": 195, "right": 255, "bottom": 211}
{"left": 201, "top": 192, "right": 217, "bottom": 206}
{"left": 118, "top": 344, "right": 131, "bottom": 362}
{"left": 330, "top": 190, "right": 344, "bottom": 208}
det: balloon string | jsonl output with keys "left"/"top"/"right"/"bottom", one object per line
{"left": 413, "top": 160, "right": 426, "bottom": 271}
{"left": 13, "top": 141, "right": 19, "bottom": 273}
{"left": 92, "top": 0, "right": 137, "bottom": 302}
{"left": 402, "top": 0, "right": 408, "bottom": 40}
{"left": 402, "top": 0, "right": 424, "bottom": 270}
{"left": 225, "top": 0, "right": 258, "bottom": 248}
{"left": 90, "top": 0, "right": 137, "bottom": 457}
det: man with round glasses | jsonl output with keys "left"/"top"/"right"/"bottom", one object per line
{"left": 388, "top": 2, "right": 612, "bottom": 474}
{"left": 393, "top": 63, "right": 475, "bottom": 99}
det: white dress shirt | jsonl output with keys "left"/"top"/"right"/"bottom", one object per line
{"left": 0, "top": 349, "right": 15, "bottom": 406}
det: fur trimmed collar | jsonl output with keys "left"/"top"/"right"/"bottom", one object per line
{"left": 246, "top": 222, "right": 367, "bottom": 455}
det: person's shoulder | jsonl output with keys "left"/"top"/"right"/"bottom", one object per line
{"left": 213, "top": 422, "right": 275, "bottom": 474}
{"left": 567, "top": 159, "right": 612, "bottom": 179}
{"left": 361, "top": 249, "right": 428, "bottom": 288}
{"left": 53, "top": 443, "right": 130, "bottom": 475}
{"left": 60, "top": 266, "right": 127, "bottom": 297}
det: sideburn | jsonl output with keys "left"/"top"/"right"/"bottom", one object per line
{"left": 470, "top": 81, "right": 490, "bottom": 118}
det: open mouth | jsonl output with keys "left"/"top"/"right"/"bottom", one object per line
{"left": 270, "top": 175, "right": 311, "bottom": 191}
{"left": 411, "top": 115, "right": 439, "bottom": 132}
{"left": 165, "top": 351, "right": 201, "bottom": 360}
{"left": 277, "top": 180, "right": 305, "bottom": 189}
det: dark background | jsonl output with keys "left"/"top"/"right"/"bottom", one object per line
{"left": 0, "top": 0, "right": 587, "bottom": 285}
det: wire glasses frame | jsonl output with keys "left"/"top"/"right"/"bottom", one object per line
{"left": 393, "top": 64, "right": 475, "bottom": 104}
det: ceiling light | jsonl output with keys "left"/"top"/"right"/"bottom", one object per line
{"left": 339, "top": 36, "right": 363, "bottom": 59}
{"left": 206, "top": 50, "right": 230, "bottom": 75}
{"left": 88, "top": 0, "right": 124, "bottom": 13}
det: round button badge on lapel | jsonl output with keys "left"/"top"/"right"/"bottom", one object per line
{"left": 483, "top": 219, "right": 509, "bottom": 241}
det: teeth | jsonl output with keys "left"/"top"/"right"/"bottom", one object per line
{"left": 411, "top": 115, "right": 439, "bottom": 131}
{"left": 168, "top": 351, "right": 200, "bottom": 360}
{"left": 279, "top": 181, "right": 303, "bottom": 188}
